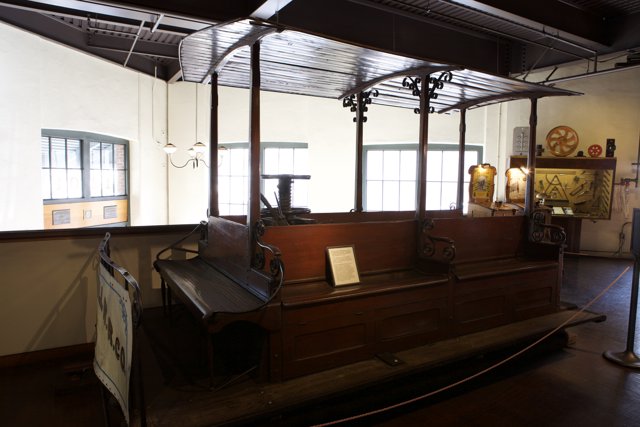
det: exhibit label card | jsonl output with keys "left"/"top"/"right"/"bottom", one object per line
{"left": 327, "top": 245, "right": 360, "bottom": 286}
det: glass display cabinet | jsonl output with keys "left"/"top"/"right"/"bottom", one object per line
{"left": 509, "top": 156, "right": 616, "bottom": 220}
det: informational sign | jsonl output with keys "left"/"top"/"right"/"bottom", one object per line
{"left": 326, "top": 245, "right": 360, "bottom": 287}
{"left": 94, "top": 263, "right": 133, "bottom": 424}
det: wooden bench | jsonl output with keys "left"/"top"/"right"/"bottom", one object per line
{"left": 262, "top": 219, "right": 451, "bottom": 380}
{"left": 154, "top": 217, "right": 282, "bottom": 383}
{"left": 421, "top": 214, "right": 564, "bottom": 336}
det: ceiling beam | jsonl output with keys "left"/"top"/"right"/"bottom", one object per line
{"left": 456, "top": 0, "right": 609, "bottom": 46}
{"left": 87, "top": 32, "right": 178, "bottom": 59}
{"left": 0, "top": 4, "right": 169, "bottom": 78}
{"left": 251, "top": 0, "right": 294, "bottom": 19}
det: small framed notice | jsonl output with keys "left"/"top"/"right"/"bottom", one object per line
{"left": 326, "top": 245, "right": 360, "bottom": 287}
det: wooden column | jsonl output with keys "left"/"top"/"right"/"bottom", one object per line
{"left": 208, "top": 72, "right": 219, "bottom": 218}
{"left": 354, "top": 92, "right": 364, "bottom": 212}
{"left": 456, "top": 108, "right": 467, "bottom": 210}
{"left": 416, "top": 76, "right": 430, "bottom": 220}
{"left": 525, "top": 97, "right": 538, "bottom": 216}
{"left": 248, "top": 42, "right": 261, "bottom": 227}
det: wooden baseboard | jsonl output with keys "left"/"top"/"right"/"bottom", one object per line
{"left": 0, "top": 343, "right": 94, "bottom": 369}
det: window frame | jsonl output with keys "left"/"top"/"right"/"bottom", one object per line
{"left": 41, "top": 130, "right": 129, "bottom": 205}
{"left": 362, "top": 143, "right": 484, "bottom": 212}
{"left": 217, "top": 141, "right": 309, "bottom": 216}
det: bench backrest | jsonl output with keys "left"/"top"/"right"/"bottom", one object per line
{"left": 263, "top": 219, "right": 418, "bottom": 283}
{"left": 199, "top": 216, "right": 273, "bottom": 300}
{"left": 422, "top": 215, "right": 527, "bottom": 264}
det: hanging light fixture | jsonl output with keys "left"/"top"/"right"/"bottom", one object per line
{"left": 164, "top": 84, "right": 209, "bottom": 168}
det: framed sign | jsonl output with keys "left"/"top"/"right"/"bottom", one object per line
{"left": 326, "top": 245, "right": 360, "bottom": 287}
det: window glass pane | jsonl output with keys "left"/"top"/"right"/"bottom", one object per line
{"left": 90, "top": 170, "right": 102, "bottom": 197}
{"left": 51, "top": 169, "right": 67, "bottom": 199}
{"left": 115, "top": 170, "right": 126, "bottom": 195}
{"left": 228, "top": 203, "right": 246, "bottom": 215}
{"left": 426, "top": 151, "right": 442, "bottom": 181}
{"left": 101, "top": 170, "right": 114, "bottom": 196}
{"left": 263, "top": 148, "right": 278, "bottom": 175}
{"left": 263, "top": 179, "right": 278, "bottom": 206}
{"left": 230, "top": 148, "right": 246, "bottom": 176}
{"left": 400, "top": 150, "right": 416, "bottom": 181}
{"left": 426, "top": 182, "right": 442, "bottom": 210}
{"left": 441, "top": 151, "right": 459, "bottom": 181}
{"left": 218, "top": 149, "right": 231, "bottom": 175}
{"left": 399, "top": 181, "right": 415, "bottom": 210}
{"left": 41, "top": 138, "right": 50, "bottom": 168}
{"left": 90, "top": 142, "right": 101, "bottom": 169}
{"left": 41, "top": 170, "right": 51, "bottom": 199}
{"left": 441, "top": 182, "right": 458, "bottom": 209}
{"left": 67, "top": 169, "right": 82, "bottom": 198}
{"left": 229, "top": 177, "right": 245, "bottom": 204}
{"left": 102, "top": 143, "right": 114, "bottom": 170}
{"left": 366, "top": 181, "right": 383, "bottom": 211}
{"left": 293, "top": 148, "right": 308, "bottom": 174}
{"left": 383, "top": 150, "right": 400, "bottom": 180}
{"left": 278, "top": 148, "right": 294, "bottom": 174}
{"left": 51, "top": 138, "right": 66, "bottom": 168}
{"left": 293, "top": 180, "right": 309, "bottom": 207}
{"left": 218, "top": 176, "right": 230, "bottom": 204}
{"left": 367, "top": 151, "right": 383, "bottom": 180}
{"left": 114, "top": 144, "right": 126, "bottom": 169}
{"left": 464, "top": 150, "right": 479, "bottom": 170}
{"left": 67, "top": 139, "right": 81, "bottom": 169}
{"left": 382, "top": 181, "right": 399, "bottom": 211}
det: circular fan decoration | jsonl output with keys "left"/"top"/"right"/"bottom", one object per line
{"left": 546, "top": 126, "right": 579, "bottom": 157}
{"left": 588, "top": 144, "right": 603, "bottom": 157}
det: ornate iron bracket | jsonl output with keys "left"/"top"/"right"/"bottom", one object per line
{"left": 529, "top": 209, "right": 567, "bottom": 245}
{"left": 404, "top": 71, "right": 453, "bottom": 115}
{"left": 343, "top": 89, "right": 379, "bottom": 123}
{"left": 421, "top": 218, "right": 456, "bottom": 261}
{"left": 253, "top": 220, "right": 284, "bottom": 279}
{"left": 428, "top": 71, "right": 453, "bottom": 101}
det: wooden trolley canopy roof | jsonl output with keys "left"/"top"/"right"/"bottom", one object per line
{"left": 179, "top": 18, "right": 579, "bottom": 114}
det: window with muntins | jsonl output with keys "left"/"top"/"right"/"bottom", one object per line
{"left": 218, "top": 142, "right": 309, "bottom": 216}
{"left": 363, "top": 144, "right": 483, "bottom": 211}
{"left": 41, "top": 130, "right": 128, "bottom": 202}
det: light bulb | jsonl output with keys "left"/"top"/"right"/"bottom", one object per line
{"left": 193, "top": 141, "right": 206, "bottom": 154}
{"left": 163, "top": 143, "right": 177, "bottom": 154}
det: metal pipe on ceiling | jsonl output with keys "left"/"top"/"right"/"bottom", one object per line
{"left": 124, "top": 19, "right": 145, "bottom": 68}
{"left": 348, "top": 0, "right": 596, "bottom": 62}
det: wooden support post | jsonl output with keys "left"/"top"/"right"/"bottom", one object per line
{"left": 248, "top": 42, "right": 261, "bottom": 228}
{"left": 525, "top": 97, "right": 538, "bottom": 216}
{"left": 416, "top": 75, "right": 430, "bottom": 220}
{"left": 354, "top": 92, "right": 364, "bottom": 212}
{"left": 457, "top": 108, "right": 467, "bottom": 210}
{"left": 209, "top": 72, "right": 219, "bottom": 218}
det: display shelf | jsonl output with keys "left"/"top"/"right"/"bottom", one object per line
{"left": 509, "top": 156, "right": 616, "bottom": 220}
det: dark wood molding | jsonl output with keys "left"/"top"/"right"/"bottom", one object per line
{"left": 0, "top": 343, "right": 93, "bottom": 369}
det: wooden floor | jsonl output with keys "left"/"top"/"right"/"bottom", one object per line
{"left": 2, "top": 256, "right": 640, "bottom": 426}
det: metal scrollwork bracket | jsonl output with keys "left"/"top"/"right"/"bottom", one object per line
{"left": 402, "top": 76, "right": 422, "bottom": 114}
{"left": 529, "top": 209, "right": 567, "bottom": 245}
{"left": 421, "top": 219, "right": 456, "bottom": 261}
{"left": 343, "top": 89, "right": 379, "bottom": 123}
{"left": 428, "top": 71, "right": 453, "bottom": 101}
{"left": 253, "top": 220, "right": 284, "bottom": 279}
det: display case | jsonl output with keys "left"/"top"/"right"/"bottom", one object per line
{"left": 509, "top": 156, "right": 616, "bottom": 220}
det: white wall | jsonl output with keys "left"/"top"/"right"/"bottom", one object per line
{"left": 215, "top": 86, "right": 497, "bottom": 214}
{"left": 0, "top": 231, "right": 192, "bottom": 357}
{"left": 500, "top": 64, "right": 640, "bottom": 253}
{"left": 0, "top": 21, "right": 168, "bottom": 230}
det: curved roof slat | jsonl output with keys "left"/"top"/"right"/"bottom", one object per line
{"left": 179, "top": 18, "right": 580, "bottom": 112}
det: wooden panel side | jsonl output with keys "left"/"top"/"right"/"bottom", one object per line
{"left": 264, "top": 220, "right": 418, "bottom": 282}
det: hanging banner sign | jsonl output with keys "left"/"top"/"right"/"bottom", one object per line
{"left": 94, "top": 263, "right": 133, "bottom": 424}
